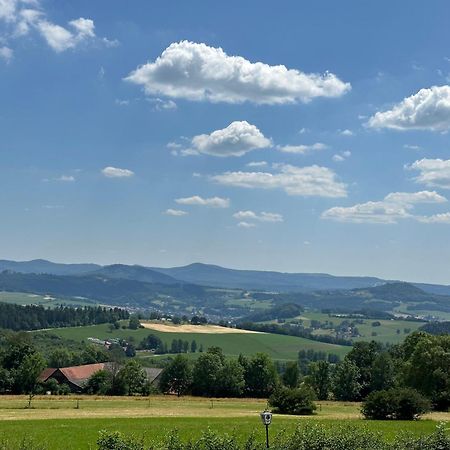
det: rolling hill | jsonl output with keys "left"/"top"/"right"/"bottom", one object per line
{"left": 151, "top": 262, "right": 385, "bottom": 292}
{"left": 2, "top": 258, "right": 450, "bottom": 295}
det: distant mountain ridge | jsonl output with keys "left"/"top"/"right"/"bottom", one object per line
{"left": 1, "top": 258, "right": 450, "bottom": 295}
{"left": 0, "top": 259, "right": 100, "bottom": 276}
{"left": 150, "top": 263, "right": 385, "bottom": 292}
{"left": 92, "top": 264, "right": 180, "bottom": 285}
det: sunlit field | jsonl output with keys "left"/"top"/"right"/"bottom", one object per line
{"left": 0, "top": 396, "right": 448, "bottom": 449}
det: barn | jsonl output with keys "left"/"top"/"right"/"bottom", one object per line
{"left": 39, "top": 363, "right": 163, "bottom": 393}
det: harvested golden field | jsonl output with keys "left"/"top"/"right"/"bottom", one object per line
{"left": 140, "top": 323, "right": 263, "bottom": 334}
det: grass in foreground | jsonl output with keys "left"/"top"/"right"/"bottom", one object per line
{"left": 0, "top": 396, "right": 448, "bottom": 449}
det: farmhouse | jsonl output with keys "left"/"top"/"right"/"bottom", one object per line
{"left": 39, "top": 363, "right": 163, "bottom": 393}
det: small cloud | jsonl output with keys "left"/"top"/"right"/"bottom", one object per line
{"left": 147, "top": 98, "right": 177, "bottom": 111}
{"left": 56, "top": 175, "right": 75, "bottom": 182}
{"left": 183, "top": 121, "right": 271, "bottom": 157}
{"left": 164, "top": 208, "right": 188, "bottom": 216}
{"left": 233, "top": 210, "right": 283, "bottom": 223}
{"left": 0, "top": 46, "right": 13, "bottom": 63}
{"left": 246, "top": 161, "right": 268, "bottom": 168}
{"left": 175, "top": 195, "right": 230, "bottom": 208}
{"left": 298, "top": 128, "right": 309, "bottom": 134}
{"left": 276, "top": 143, "right": 327, "bottom": 154}
{"left": 101, "top": 166, "right": 134, "bottom": 178}
{"left": 167, "top": 142, "right": 182, "bottom": 150}
{"left": 237, "top": 221, "right": 256, "bottom": 228}
{"left": 212, "top": 164, "right": 347, "bottom": 198}
{"left": 303, "top": 240, "right": 311, "bottom": 245}
{"left": 404, "top": 144, "right": 421, "bottom": 151}
{"left": 115, "top": 99, "right": 130, "bottom": 106}
{"left": 340, "top": 129, "right": 354, "bottom": 136}
{"left": 332, "top": 150, "right": 351, "bottom": 162}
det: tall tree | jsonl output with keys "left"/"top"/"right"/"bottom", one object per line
{"left": 116, "top": 360, "right": 147, "bottom": 396}
{"left": 308, "top": 360, "right": 331, "bottom": 400}
{"left": 159, "top": 355, "right": 192, "bottom": 397}
{"left": 243, "top": 353, "right": 278, "bottom": 398}
{"left": 282, "top": 361, "right": 300, "bottom": 388}
{"left": 332, "top": 359, "right": 361, "bottom": 401}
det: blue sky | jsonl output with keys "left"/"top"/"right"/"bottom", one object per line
{"left": 2, "top": 0, "right": 450, "bottom": 283}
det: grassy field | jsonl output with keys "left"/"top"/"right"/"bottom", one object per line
{"left": 276, "top": 311, "right": 424, "bottom": 345}
{"left": 34, "top": 322, "right": 350, "bottom": 360}
{"left": 0, "top": 291, "right": 97, "bottom": 308}
{"left": 0, "top": 396, "right": 447, "bottom": 449}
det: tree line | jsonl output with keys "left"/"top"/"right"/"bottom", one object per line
{"left": 0, "top": 303, "right": 129, "bottom": 331}
{"left": 157, "top": 331, "right": 449, "bottom": 418}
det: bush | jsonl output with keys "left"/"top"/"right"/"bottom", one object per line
{"left": 97, "top": 430, "right": 144, "bottom": 450}
{"left": 362, "top": 387, "right": 431, "bottom": 420}
{"left": 269, "top": 385, "right": 316, "bottom": 415}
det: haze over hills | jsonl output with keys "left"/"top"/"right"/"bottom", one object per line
{"left": 0, "top": 259, "right": 450, "bottom": 318}
{"left": 1, "top": 259, "right": 450, "bottom": 295}
{"left": 150, "top": 262, "right": 386, "bottom": 292}
{"left": 0, "top": 259, "right": 100, "bottom": 276}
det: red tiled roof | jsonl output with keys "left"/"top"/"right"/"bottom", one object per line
{"left": 38, "top": 368, "right": 57, "bottom": 382}
{"left": 59, "top": 363, "right": 106, "bottom": 387}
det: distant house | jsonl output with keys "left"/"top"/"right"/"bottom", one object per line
{"left": 39, "top": 363, "right": 163, "bottom": 393}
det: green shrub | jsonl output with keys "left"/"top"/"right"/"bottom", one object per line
{"left": 362, "top": 387, "right": 431, "bottom": 420}
{"left": 269, "top": 385, "right": 316, "bottom": 415}
{"left": 274, "top": 423, "right": 387, "bottom": 450}
{"left": 96, "top": 423, "right": 450, "bottom": 450}
{"left": 97, "top": 430, "right": 144, "bottom": 450}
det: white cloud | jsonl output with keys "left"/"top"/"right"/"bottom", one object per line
{"left": 175, "top": 195, "right": 230, "bottom": 208}
{"left": 367, "top": 86, "right": 450, "bottom": 131}
{"left": 167, "top": 142, "right": 182, "bottom": 150}
{"left": 237, "top": 221, "right": 256, "bottom": 228}
{"left": 384, "top": 191, "right": 446, "bottom": 204}
{"left": 233, "top": 210, "right": 283, "bottom": 223}
{"left": 115, "top": 99, "right": 130, "bottom": 106}
{"left": 0, "top": 1, "right": 116, "bottom": 54}
{"left": 56, "top": 175, "right": 75, "bottom": 182}
{"left": 0, "top": 45, "right": 13, "bottom": 62}
{"left": 101, "top": 166, "right": 134, "bottom": 178}
{"left": 182, "top": 121, "right": 271, "bottom": 157}
{"left": 404, "top": 144, "right": 421, "bottom": 150}
{"left": 332, "top": 150, "right": 351, "bottom": 162}
{"left": 212, "top": 164, "right": 347, "bottom": 198}
{"left": 125, "top": 41, "right": 350, "bottom": 105}
{"left": 340, "top": 129, "right": 354, "bottom": 136}
{"left": 322, "top": 190, "right": 447, "bottom": 224}
{"left": 164, "top": 208, "right": 188, "bottom": 216}
{"left": 276, "top": 142, "right": 327, "bottom": 154}
{"left": 246, "top": 161, "right": 267, "bottom": 168}
{"left": 416, "top": 213, "right": 450, "bottom": 224}
{"left": 407, "top": 158, "right": 450, "bottom": 189}
{"left": 147, "top": 98, "right": 177, "bottom": 111}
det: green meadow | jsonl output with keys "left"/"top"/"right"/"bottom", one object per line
{"left": 0, "top": 396, "right": 447, "bottom": 450}
{"left": 34, "top": 322, "right": 350, "bottom": 360}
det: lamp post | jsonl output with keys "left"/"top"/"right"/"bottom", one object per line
{"left": 260, "top": 410, "right": 272, "bottom": 448}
